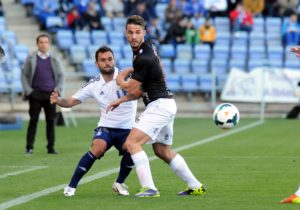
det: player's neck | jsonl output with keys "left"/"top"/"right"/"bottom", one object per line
{"left": 102, "top": 74, "right": 113, "bottom": 83}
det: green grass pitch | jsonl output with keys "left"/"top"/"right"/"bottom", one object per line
{"left": 0, "top": 117, "right": 299, "bottom": 210}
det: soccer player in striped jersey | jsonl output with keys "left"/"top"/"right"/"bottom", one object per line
{"left": 50, "top": 46, "right": 137, "bottom": 196}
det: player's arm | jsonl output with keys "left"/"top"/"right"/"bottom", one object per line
{"left": 106, "top": 93, "right": 138, "bottom": 112}
{"left": 50, "top": 91, "right": 81, "bottom": 108}
{"left": 116, "top": 68, "right": 142, "bottom": 98}
{"left": 291, "top": 47, "right": 300, "bottom": 58}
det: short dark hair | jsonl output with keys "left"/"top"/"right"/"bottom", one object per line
{"left": 36, "top": 34, "right": 50, "bottom": 43}
{"left": 126, "top": 15, "right": 146, "bottom": 30}
{"left": 95, "top": 45, "right": 115, "bottom": 61}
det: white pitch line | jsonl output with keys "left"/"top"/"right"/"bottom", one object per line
{"left": 0, "top": 166, "right": 48, "bottom": 179}
{"left": 0, "top": 120, "right": 263, "bottom": 210}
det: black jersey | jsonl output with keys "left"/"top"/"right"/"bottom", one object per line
{"left": 131, "top": 41, "right": 172, "bottom": 106}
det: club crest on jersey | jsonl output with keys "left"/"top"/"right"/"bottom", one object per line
{"left": 100, "top": 91, "right": 104, "bottom": 95}
{"left": 139, "top": 49, "right": 143, "bottom": 54}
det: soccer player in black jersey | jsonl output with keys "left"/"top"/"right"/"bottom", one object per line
{"left": 107, "top": 15, "right": 206, "bottom": 197}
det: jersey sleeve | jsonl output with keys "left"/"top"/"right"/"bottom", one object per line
{"left": 72, "top": 80, "right": 93, "bottom": 102}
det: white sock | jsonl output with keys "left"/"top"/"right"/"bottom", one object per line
{"left": 131, "top": 151, "right": 157, "bottom": 190}
{"left": 295, "top": 185, "right": 300, "bottom": 196}
{"left": 169, "top": 154, "right": 202, "bottom": 189}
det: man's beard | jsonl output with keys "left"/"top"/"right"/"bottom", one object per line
{"left": 100, "top": 67, "right": 114, "bottom": 75}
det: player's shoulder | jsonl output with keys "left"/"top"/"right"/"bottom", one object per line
{"left": 81, "top": 74, "right": 102, "bottom": 89}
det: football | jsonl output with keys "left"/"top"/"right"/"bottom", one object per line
{"left": 213, "top": 103, "right": 240, "bottom": 129}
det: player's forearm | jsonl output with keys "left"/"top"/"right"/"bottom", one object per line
{"left": 116, "top": 68, "right": 133, "bottom": 89}
{"left": 56, "top": 97, "right": 80, "bottom": 108}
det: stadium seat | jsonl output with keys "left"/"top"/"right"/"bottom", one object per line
{"left": 266, "top": 33, "right": 282, "bottom": 46}
{"left": 122, "top": 45, "right": 133, "bottom": 59}
{"left": 216, "top": 74, "right": 228, "bottom": 91}
{"left": 191, "top": 59, "right": 209, "bottom": 74}
{"left": 173, "top": 59, "right": 191, "bottom": 74}
{"left": 0, "top": 65, "right": 9, "bottom": 93}
{"left": 231, "top": 31, "right": 248, "bottom": 46}
{"left": 284, "top": 59, "right": 300, "bottom": 70}
{"left": 155, "top": 3, "right": 168, "bottom": 20}
{"left": 249, "top": 45, "right": 266, "bottom": 60}
{"left": 101, "top": 16, "right": 113, "bottom": 31}
{"left": 14, "top": 44, "right": 29, "bottom": 64}
{"left": 214, "top": 17, "right": 230, "bottom": 32}
{"left": 107, "top": 31, "right": 126, "bottom": 45}
{"left": 87, "top": 45, "right": 99, "bottom": 58}
{"left": 199, "top": 74, "right": 213, "bottom": 92}
{"left": 91, "top": 30, "right": 108, "bottom": 45}
{"left": 46, "top": 16, "right": 64, "bottom": 33}
{"left": 110, "top": 45, "right": 123, "bottom": 60}
{"left": 266, "top": 17, "right": 281, "bottom": 34}
{"left": 181, "top": 74, "right": 199, "bottom": 93}
{"left": 267, "top": 45, "right": 283, "bottom": 61}
{"left": 231, "top": 45, "right": 247, "bottom": 60}
{"left": 215, "top": 32, "right": 231, "bottom": 46}
{"left": 166, "top": 73, "right": 181, "bottom": 93}
{"left": 82, "top": 59, "right": 99, "bottom": 80}
{"left": 56, "top": 30, "right": 74, "bottom": 51}
{"left": 191, "top": 16, "right": 204, "bottom": 29}
{"left": 161, "top": 58, "right": 173, "bottom": 74}
{"left": 268, "top": 59, "right": 283, "bottom": 68}
{"left": 118, "top": 59, "right": 132, "bottom": 70}
{"left": 112, "top": 17, "right": 126, "bottom": 31}
{"left": 229, "top": 59, "right": 246, "bottom": 71}
{"left": 74, "top": 31, "right": 91, "bottom": 47}
{"left": 2, "top": 31, "right": 18, "bottom": 45}
{"left": 69, "top": 45, "right": 87, "bottom": 65}
{"left": 159, "top": 44, "right": 176, "bottom": 59}
{"left": 249, "top": 31, "right": 265, "bottom": 46}
{"left": 211, "top": 59, "right": 228, "bottom": 75}
{"left": 248, "top": 59, "right": 266, "bottom": 71}
{"left": 213, "top": 45, "right": 230, "bottom": 60}
{"left": 252, "top": 17, "right": 265, "bottom": 33}
{"left": 176, "top": 44, "right": 193, "bottom": 60}
{"left": 194, "top": 44, "right": 211, "bottom": 60}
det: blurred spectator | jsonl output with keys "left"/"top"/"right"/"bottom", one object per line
{"left": 262, "top": 0, "right": 279, "bottom": 17}
{"left": 129, "top": 1, "right": 152, "bottom": 24}
{"left": 282, "top": 13, "right": 300, "bottom": 46}
{"left": 146, "top": 18, "right": 163, "bottom": 47}
{"left": 193, "top": 0, "right": 207, "bottom": 17}
{"left": 227, "top": 0, "right": 241, "bottom": 14}
{"left": 123, "top": 0, "right": 137, "bottom": 16}
{"left": 145, "top": 0, "right": 158, "bottom": 18}
{"left": 0, "top": 0, "right": 4, "bottom": 16}
{"left": 33, "top": 0, "right": 60, "bottom": 30}
{"left": 199, "top": 17, "right": 216, "bottom": 49}
{"left": 204, "top": 0, "right": 228, "bottom": 17}
{"left": 165, "top": 0, "right": 182, "bottom": 26}
{"left": 59, "top": 0, "right": 74, "bottom": 15}
{"left": 84, "top": 1, "right": 104, "bottom": 30}
{"left": 230, "top": 3, "right": 253, "bottom": 33}
{"left": 179, "top": 0, "right": 195, "bottom": 18}
{"left": 185, "top": 20, "right": 199, "bottom": 46}
{"left": 243, "top": 0, "right": 264, "bottom": 16}
{"left": 74, "top": 0, "right": 91, "bottom": 15}
{"left": 67, "top": 6, "right": 84, "bottom": 30}
{"left": 277, "top": 0, "right": 298, "bottom": 16}
{"left": 103, "top": 0, "right": 124, "bottom": 17}
{"left": 164, "top": 17, "right": 187, "bottom": 45}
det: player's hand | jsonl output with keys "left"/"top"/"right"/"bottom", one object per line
{"left": 290, "top": 46, "right": 300, "bottom": 57}
{"left": 50, "top": 91, "right": 59, "bottom": 104}
{"left": 106, "top": 100, "right": 121, "bottom": 113}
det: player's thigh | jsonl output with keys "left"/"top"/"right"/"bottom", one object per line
{"left": 91, "top": 127, "right": 113, "bottom": 158}
{"left": 123, "top": 128, "right": 151, "bottom": 151}
{"left": 134, "top": 99, "right": 176, "bottom": 142}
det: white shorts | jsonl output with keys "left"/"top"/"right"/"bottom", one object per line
{"left": 134, "top": 98, "right": 177, "bottom": 145}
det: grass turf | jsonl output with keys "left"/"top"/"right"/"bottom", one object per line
{"left": 0, "top": 117, "right": 299, "bottom": 210}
